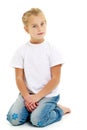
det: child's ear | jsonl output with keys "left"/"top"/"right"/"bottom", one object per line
{"left": 24, "top": 26, "right": 29, "bottom": 33}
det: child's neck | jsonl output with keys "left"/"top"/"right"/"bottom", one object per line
{"left": 30, "top": 38, "right": 44, "bottom": 44}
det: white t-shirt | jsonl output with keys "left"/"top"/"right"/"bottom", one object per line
{"left": 11, "top": 41, "right": 64, "bottom": 97}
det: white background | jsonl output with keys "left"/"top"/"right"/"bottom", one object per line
{"left": 0, "top": 0, "right": 87, "bottom": 129}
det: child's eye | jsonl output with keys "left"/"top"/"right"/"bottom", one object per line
{"left": 32, "top": 25, "right": 37, "bottom": 28}
{"left": 41, "top": 22, "right": 45, "bottom": 26}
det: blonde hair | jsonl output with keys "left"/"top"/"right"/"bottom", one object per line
{"left": 22, "top": 8, "right": 46, "bottom": 26}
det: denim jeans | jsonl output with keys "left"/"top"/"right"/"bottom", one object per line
{"left": 7, "top": 94, "right": 64, "bottom": 127}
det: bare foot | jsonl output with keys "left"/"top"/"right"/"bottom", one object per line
{"left": 58, "top": 104, "right": 71, "bottom": 115}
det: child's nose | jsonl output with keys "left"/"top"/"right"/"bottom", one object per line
{"left": 37, "top": 26, "right": 41, "bottom": 31}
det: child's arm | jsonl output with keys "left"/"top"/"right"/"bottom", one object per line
{"left": 15, "top": 68, "right": 38, "bottom": 111}
{"left": 15, "top": 68, "right": 30, "bottom": 99}
{"left": 36, "top": 64, "right": 62, "bottom": 100}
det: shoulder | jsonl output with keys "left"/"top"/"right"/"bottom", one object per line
{"left": 44, "top": 41, "right": 62, "bottom": 55}
{"left": 10, "top": 43, "right": 28, "bottom": 68}
{"left": 16, "top": 42, "right": 28, "bottom": 52}
{"left": 15, "top": 42, "right": 28, "bottom": 56}
{"left": 46, "top": 42, "right": 60, "bottom": 54}
{"left": 48, "top": 42, "right": 65, "bottom": 64}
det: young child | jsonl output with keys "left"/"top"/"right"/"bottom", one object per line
{"left": 7, "top": 8, "right": 70, "bottom": 127}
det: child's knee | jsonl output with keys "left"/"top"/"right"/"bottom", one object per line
{"left": 30, "top": 112, "right": 45, "bottom": 127}
{"left": 30, "top": 112, "right": 38, "bottom": 126}
{"left": 7, "top": 105, "right": 29, "bottom": 126}
{"left": 7, "top": 112, "right": 20, "bottom": 126}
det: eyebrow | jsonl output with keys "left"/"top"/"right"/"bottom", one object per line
{"left": 31, "top": 20, "right": 46, "bottom": 25}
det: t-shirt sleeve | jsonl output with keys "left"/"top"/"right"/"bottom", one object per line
{"left": 10, "top": 49, "right": 24, "bottom": 69}
{"left": 49, "top": 46, "right": 64, "bottom": 67}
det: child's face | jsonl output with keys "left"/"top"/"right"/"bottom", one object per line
{"left": 24, "top": 13, "right": 46, "bottom": 43}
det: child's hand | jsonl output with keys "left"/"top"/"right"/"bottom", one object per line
{"left": 25, "top": 101, "right": 38, "bottom": 112}
{"left": 24, "top": 94, "right": 39, "bottom": 112}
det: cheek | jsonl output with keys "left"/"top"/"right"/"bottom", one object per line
{"left": 43, "top": 26, "right": 46, "bottom": 31}
{"left": 30, "top": 31, "right": 37, "bottom": 37}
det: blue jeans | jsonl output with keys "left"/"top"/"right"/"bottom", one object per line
{"left": 7, "top": 94, "right": 64, "bottom": 127}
